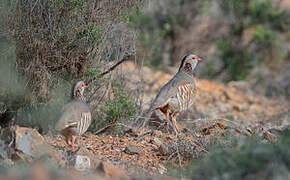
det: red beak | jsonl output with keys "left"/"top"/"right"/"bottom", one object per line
{"left": 196, "top": 56, "right": 203, "bottom": 61}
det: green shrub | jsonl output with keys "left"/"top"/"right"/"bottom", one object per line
{"left": 169, "top": 133, "right": 290, "bottom": 179}
{"left": 89, "top": 82, "right": 137, "bottom": 135}
{"left": 0, "top": 0, "right": 141, "bottom": 131}
{"left": 0, "top": 39, "right": 31, "bottom": 127}
{"left": 125, "top": 1, "right": 194, "bottom": 67}
{"left": 253, "top": 25, "right": 277, "bottom": 49}
{"left": 211, "top": 0, "right": 288, "bottom": 82}
{"left": 125, "top": 6, "right": 164, "bottom": 67}
{"left": 1, "top": 0, "right": 139, "bottom": 99}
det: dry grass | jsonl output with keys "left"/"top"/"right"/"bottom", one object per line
{"left": 3, "top": 0, "right": 140, "bottom": 100}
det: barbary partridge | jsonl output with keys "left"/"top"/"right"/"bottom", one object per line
{"left": 55, "top": 81, "right": 92, "bottom": 149}
{"left": 143, "top": 54, "right": 202, "bottom": 134}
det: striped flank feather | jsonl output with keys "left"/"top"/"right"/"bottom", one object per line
{"left": 176, "top": 82, "right": 195, "bottom": 111}
{"left": 77, "top": 112, "right": 92, "bottom": 135}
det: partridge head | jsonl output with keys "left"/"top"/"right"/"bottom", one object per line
{"left": 71, "top": 80, "right": 88, "bottom": 100}
{"left": 178, "top": 54, "right": 202, "bottom": 75}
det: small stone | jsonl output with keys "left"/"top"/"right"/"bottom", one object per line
{"left": 158, "top": 164, "right": 167, "bottom": 175}
{"left": 73, "top": 147, "right": 101, "bottom": 169}
{"left": 152, "top": 137, "right": 163, "bottom": 146}
{"left": 123, "top": 146, "right": 140, "bottom": 155}
{"left": 114, "top": 149, "right": 122, "bottom": 152}
{"left": 85, "top": 143, "right": 92, "bottom": 149}
{"left": 74, "top": 155, "right": 91, "bottom": 171}
{"left": 158, "top": 144, "right": 169, "bottom": 155}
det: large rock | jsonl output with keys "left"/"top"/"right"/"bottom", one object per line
{"left": 14, "top": 126, "right": 61, "bottom": 163}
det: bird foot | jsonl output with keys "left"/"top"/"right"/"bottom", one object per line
{"left": 71, "top": 141, "right": 79, "bottom": 149}
{"left": 70, "top": 144, "right": 78, "bottom": 150}
{"left": 265, "top": 130, "right": 277, "bottom": 142}
{"left": 68, "top": 138, "right": 78, "bottom": 150}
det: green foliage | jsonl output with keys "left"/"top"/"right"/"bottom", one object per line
{"left": 89, "top": 82, "right": 137, "bottom": 135}
{"left": 247, "top": 0, "right": 286, "bottom": 29}
{"left": 124, "top": 2, "right": 178, "bottom": 67}
{"left": 106, "top": 92, "right": 136, "bottom": 122}
{"left": 216, "top": 39, "right": 258, "bottom": 81}
{"left": 0, "top": 39, "right": 31, "bottom": 126}
{"left": 2, "top": 0, "right": 138, "bottom": 100}
{"left": 211, "top": 0, "right": 288, "bottom": 82}
{"left": 253, "top": 25, "right": 277, "bottom": 49}
{"left": 169, "top": 133, "right": 290, "bottom": 179}
{"left": 0, "top": 39, "right": 68, "bottom": 132}
{"left": 14, "top": 81, "right": 70, "bottom": 133}
{"left": 1, "top": 0, "right": 140, "bottom": 131}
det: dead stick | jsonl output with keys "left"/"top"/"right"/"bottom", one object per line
{"left": 97, "top": 56, "right": 130, "bottom": 78}
{"left": 94, "top": 124, "right": 114, "bottom": 135}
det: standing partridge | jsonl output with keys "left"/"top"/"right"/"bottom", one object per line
{"left": 55, "top": 81, "right": 92, "bottom": 149}
{"left": 142, "top": 54, "right": 202, "bottom": 134}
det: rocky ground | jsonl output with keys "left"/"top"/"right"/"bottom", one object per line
{"left": 0, "top": 61, "right": 289, "bottom": 179}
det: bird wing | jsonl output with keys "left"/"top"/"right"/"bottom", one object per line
{"left": 141, "top": 72, "right": 195, "bottom": 127}
{"left": 151, "top": 73, "right": 189, "bottom": 109}
{"left": 55, "top": 100, "right": 91, "bottom": 132}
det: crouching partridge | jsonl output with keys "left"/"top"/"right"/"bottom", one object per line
{"left": 143, "top": 54, "right": 202, "bottom": 134}
{"left": 56, "top": 81, "right": 92, "bottom": 149}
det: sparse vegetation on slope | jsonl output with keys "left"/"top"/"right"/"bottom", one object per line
{"left": 0, "top": 0, "right": 289, "bottom": 179}
{"left": 170, "top": 133, "right": 290, "bottom": 180}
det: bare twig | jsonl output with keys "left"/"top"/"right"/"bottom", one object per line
{"left": 94, "top": 124, "right": 114, "bottom": 135}
{"left": 87, "top": 55, "right": 131, "bottom": 87}
{"left": 97, "top": 55, "right": 131, "bottom": 78}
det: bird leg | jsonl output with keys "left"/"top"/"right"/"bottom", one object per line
{"left": 172, "top": 114, "right": 180, "bottom": 135}
{"left": 264, "top": 130, "right": 277, "bottom": 142}
{"left": 70, "top": 136, "right": 77, "bottom": 149}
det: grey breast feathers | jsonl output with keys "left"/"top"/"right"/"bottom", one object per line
{"left": 55, "top": 99, "right": 91, "bottom": 134}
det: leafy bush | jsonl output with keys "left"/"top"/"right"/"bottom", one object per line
{"left": 2, "top": 0, "right": 138, "bottom": 100}
{"left": 90, "top": 82, "right": 137, "bottom": 135}
{"left": 0, "top": 0, "right": 140, "bottom": 131}
{"left": 169, "top": 133, "right": 290, "bottom": 179}
{"left": 252, "top": 25, "right": 277, "bottom": 49}
{"left": 216, "top": 39, "right": 258, "bottom": 81}
{"left": 125, "top": 0, "right": 205, "bottom": 67}
{"left": 212, "top": 0, "right": 289, "bottom": 81}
